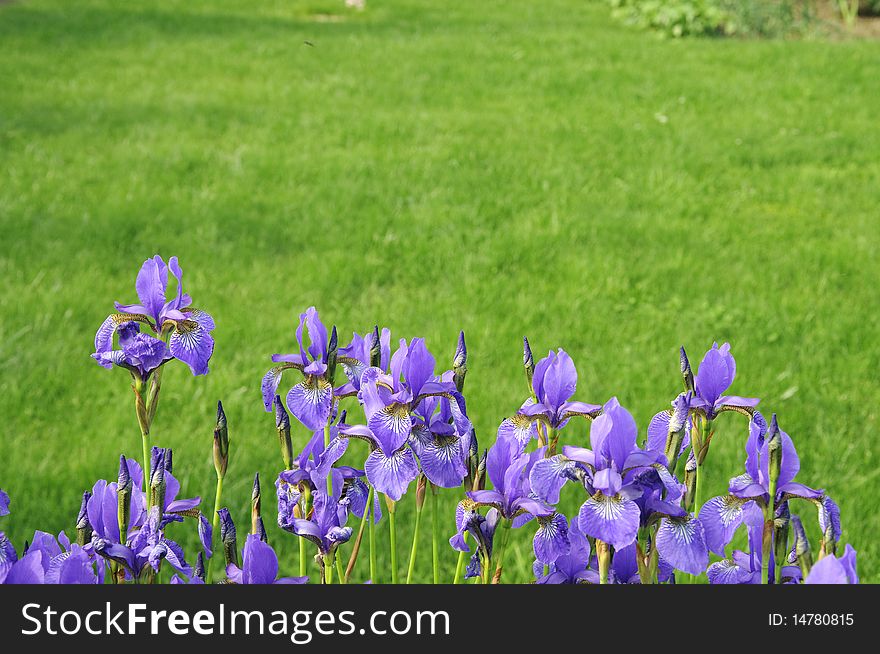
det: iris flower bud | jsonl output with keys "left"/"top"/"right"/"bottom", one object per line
{"left": 453, "top": 331, "right": 467, "bottom": 393}
{"left": 194, "top": 552, "right": 207, "bottom": 582}
{"left": 75, "top": 490, "right": 93, "bottom": 546}
{"left": 369, "top": 325, "right": 382, "bottom": 368}
{"left": 683, "top": 451, "right": 697, "bottom": 511}
{"left": 774, "top": 501, "right": 791, "bottom": 563}
{"left": 213, "top": 400, "right": 229, "bottom": 480}
{"left": 789, "top": 515, "right": 813, "bottom": 575}
{"left": 251, "top": 473, "right": 262, "bottom": 536}
{"left": 275, "top": 396, "right": 294, "bottom": 470}
{"left": 664, "top": 393, "right": 689, "bottom": 473}
{"left": 255, "top": 516, "right": 268, "bottom": 543}
{"left": 218, "top": 508, "right": 239, "bottom": 568}
{"left": 680, "top": 346, "right": 694, "bottom": 392}
{"left": 416, "top": 474, "right": 428, "bottom": 511}
{"left": 523, "top": 337, "right": 535, "bottom": 391}
{"left": 326, "top": 325, "right": 339, "bottom": 385}
{"left": 117, "top": 455, "right": 132, "bottom": 543}
{"left": 767, "top": 414, "right": 782, "bottom": 489}
{"left": 149, "top": 449, "right": 166, "bottom": 512}
{"left": 476, "top": 449, "right": 488, "bottom": 491}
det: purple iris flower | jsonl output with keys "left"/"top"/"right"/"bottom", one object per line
{"left": 690, "top": 342, "right": 759, "bottom": 419}
{"left": 262, "top": 307, "right": 353, "bottom": 431}
{"left": 87, "top": 458, "right": 147, "bottom": 544}
{"left": 517, "top": 349, "right": 601, "bottom": 431}
{"left": 337, "top": 327, "right": 392, "bottom": 394}
{"left": 357, "top": 339, "right": 471, "bottom": 462}
{"left": 128, "top": 507, "right": 192, "bottom": 578}
{"left": 700, "top": 414, "right": 822, "bottom": 557}
{"left": 225, "top": 535, "right": 308, "bottom": 584}
{"left": 289, "top": 484, "right": 353, "bottom": 558}
{"left": 0, "top": 488, "right": 9, "bottom": 517}
{"left": 706, "top": 502, "right": 801, "bottom": 584}
{"left": 534, "top": 519, "right": 598, "bottom": 584}
{"left": 7, "top": 531, "right": 99, "bottom": 585}
{"left": 804, "top": 545, "right": 858, "bottom": 584}
{"left": 408, "top": 380, "right": 472, "bottom": 489}
{"left": 276, "top": 420, "right": 372, "bottom": 525}
{"left": 337, "top": 339, "right": 471, "bottom": 500}
{"left": 448, "top": 505, "right": 499, "bottom": 580}
{"left": 0, "top": 532, "right": 18, "bottom": 583}
{"left": 93, "top": 255, "right": 215, "bottom": 376}
{"left": 562, "top": 398, "right": 664, "bottom": 549}
{"left": 466, "top": 431, "right": 553, "bottom": 520}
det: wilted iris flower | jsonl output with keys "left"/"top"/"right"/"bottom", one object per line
{"left": 289, "top": 485, "right": 353, "bottom": 560}
{"left": 225, "top": 534, "right": 308, "bottom": 584}
{"left": 93, "top": 255, "right": 215, "bottom": 377}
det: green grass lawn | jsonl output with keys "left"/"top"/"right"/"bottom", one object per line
{"left": 1, "top": 0, "right": 878, "bottom": 583}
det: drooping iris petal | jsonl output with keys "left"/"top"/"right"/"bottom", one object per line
{"left": 533, "top": 513, "right": 571, "bottom": 564}
{"left": 343, "top": 478, "right": 382, "bottom": 524}
{"left": 169, "top": 318, "right": 214, "bottom": 376}
{"left": 707, "top": 559, "right": 754, "bottom": 585}
{"left": 4, "top": 550, "right": 45, "bottom": 584}
{"left": 655, "top": 515, "right": 708, "bottom": 575}
{"left": 804, "top": 554, "right": 850, "bottom": 584}
{"left": 611, "top": 543, "right": 639, "bottom": 584}
{"left": 242, "top": 535, "right": 279, "bottom": 585}
{"left": 529, "top": 455, "right": 575, "bottom": 504}
{"left": 367, "top": 403, "right": 412, "bottom": 455}
{"left": 699, "top": 495, "right": 748, "bottom": 556}
{"left": 419, "top": 436, "right": 467, "bottom": 488}
{"left": 577, "top": 492, "right": 640, "bottom": 549}
{"left": 840, "top": 544, "right": 858, "bottom": 584}
{"left": 647, "top": 409, "right": 688, "bottom": 456}
{"left": 198, "top": 513, "right": 213, "bottom": 559}
{"left": 364, "top": 448, "right": 419, "bottom": 502}
{"left": 497, "top": 415, "right": 538, "bottom": 448}
{"left": 0, "top": 489, "right": 9, "bottom": 517}
{"left": 287, "top": 375, "right": 333, "bottom": 432}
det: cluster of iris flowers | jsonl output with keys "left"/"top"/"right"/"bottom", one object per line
{"left": 0, "top": 256, "right": 859, "bottom": 585}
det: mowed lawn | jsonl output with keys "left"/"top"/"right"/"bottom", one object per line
{"left": 1, "top": 0, "right": 878, "bottom": 582}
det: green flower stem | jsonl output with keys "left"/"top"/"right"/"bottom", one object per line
{"left": 453, "top": 534, "right": 468, "bottom": 584}
{"left": 322, "top": 553, "right": 334, "bottom": 585}
{"left": 346, "top": 485, "right": 374, "bottom": 582}
{"left": 206, "top": 475, "right": 223, "bottom": 583}
{"left": 386, "top": 495, "right": 398, "bottom": 584}
{"left": 335, "top": 551, "right": 347, "bottom": 585}
{"left": 405, "top": 501, "right": 424, "bottom": 584}
{"left": 368, "top": 490, "right": 378, "bottom": 584}
{"left": 299, "top": 486, "right": 312, "bottom": 578}
{"left": 490, "top": 518, "right": 513, "bottom": 584}
{"left": 431, "top": 486, "right": 440, "bottom": 584}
